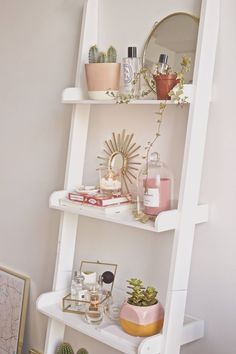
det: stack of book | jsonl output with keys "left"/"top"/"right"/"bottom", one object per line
{"left": 59, "top": 190, "right": 133, "bottom": 215}
{"left": 68, "top": 191, "right": 131, "bottom": 206}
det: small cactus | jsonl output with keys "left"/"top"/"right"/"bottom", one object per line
{"left": 56, "top": 342, "right": 74, "bottom": 354}
{"left": 107, "top": 45, "right": 117, "bottom": 63}
{"left": 76, "top": 349, "right": 89, "bottom": 354}
{"left": 88, "top": 45, "right": 98, "bottom": 63}
{"left": 88, "top": 45, "right": 117, "bottom": 63}
{"left": 97, "top": 51, "right": 107, "bottom": 63}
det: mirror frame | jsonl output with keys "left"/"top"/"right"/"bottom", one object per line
{"left": 142, "top": 12, "right": 199, "bottom": 92}
{"left": 97, "top": 130, "right": 141, "bottom": 193}
{"left": 109, "top": 151, "right": 126, "bottom": 172}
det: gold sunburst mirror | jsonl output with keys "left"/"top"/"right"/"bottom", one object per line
{"left": 97, "top": 130, "right": 141, "bottom": 193}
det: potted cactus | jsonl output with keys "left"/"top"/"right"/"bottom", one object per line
{"left": 56, "top": 343, "right": 89, "bottom": 354}
{"left": 77, "top": 349, "right": 89, "bottom": 354}
{"left": 119, "top": 278, "right": 164, "bottom": 337}
{"left": 85, "top": 45, "right": 121, "bottom": 100}
{"left": 56, "top": 342, "right": 74, "bottom": 354}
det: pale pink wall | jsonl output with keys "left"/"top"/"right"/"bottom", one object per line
{"left": 182, "top": 1, "right": 236, "bottom": 353}
{"left": 0, "top": 0, "right": 83, "bottom": 351}
{"left": 0, "top": 1, "right": 235, "bottom": 354}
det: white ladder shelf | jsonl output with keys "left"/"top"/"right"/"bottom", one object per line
{"left": 36, "top": 0, "right": 220, "bottom": 353}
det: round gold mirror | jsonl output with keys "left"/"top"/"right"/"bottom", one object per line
{"left": 98, "top": 130, "right": 141, "bottom": 193}
{"left": 142, "top": 13, "right": 199, "bottom": 90}
{"left": 109, "top": 152, "right": 125, "bottom": 173}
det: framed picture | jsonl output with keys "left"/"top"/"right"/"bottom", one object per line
{"left": 0, "top": 265, "right": 30, "bottom": 354}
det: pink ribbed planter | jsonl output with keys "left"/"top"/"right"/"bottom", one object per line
{"left": 85, "top": 63, "right": 121, "bottom": 99}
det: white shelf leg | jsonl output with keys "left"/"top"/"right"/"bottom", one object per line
{"left": 64, "top": 104, "right": 91, "bottom": 190}
{"left": 160, "top": 290, "right": 187, "bottom": 354}
{"left": 75, "top": 0, "right": 99, "bottom": 96}
{"left": 53, "top": 212, "right": 79, "bottom": 290}
{"left": 45, "top": 104, "right": 91, "bottom": 351}
{"left": 160, "top": 0, "right": 220, "bottom": 353}
{"left": 44, "top": 318, "right": 65, "bottom": 354}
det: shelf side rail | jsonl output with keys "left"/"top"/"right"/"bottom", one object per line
{"left": 160, "top": 1, "right": 220, "bottom": 354}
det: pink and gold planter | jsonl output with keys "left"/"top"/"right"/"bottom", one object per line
{"left": 119, "top": 301, "right": 164, "bottom": 337}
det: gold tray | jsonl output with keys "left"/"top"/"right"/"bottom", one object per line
{"left": 62, "top": 260, "right": 117, "bottom": 315}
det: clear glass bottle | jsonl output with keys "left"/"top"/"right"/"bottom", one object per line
{"left": 97, "top": 275, "right": 105, "bottom": 296}
{"left": 138, "top": 152, "right": 172, "bottom": 216}
{"left": 84, "top": 285, "right": 103, "bottom": 325}
{"left": 152, "top": 54, "right": 169, "bottom": 75}
{"left": 75, "top": 272, "right": 87, "bottom": 312}
{"left": 70, "top": 270, "right": 78, "bottom": 299}
{"left": 122, "top": 46, "right": 141, "bottom": 97}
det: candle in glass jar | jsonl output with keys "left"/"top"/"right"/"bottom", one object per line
{"left": 100, "top": 168, "right": 121, "bottom": 192}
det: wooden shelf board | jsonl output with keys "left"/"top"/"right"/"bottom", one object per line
{"left": 62, "top": 87, "right": 191, "bottom": 105}
{"left": 37, "top": 290, "right": 204, "bottom": 354}
{"left": 49, "top": 191, "right": 208, "bottom": 233}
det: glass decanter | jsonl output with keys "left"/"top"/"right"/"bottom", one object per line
{"left": 138, "top": 152, "right": 172, "bottom": 216}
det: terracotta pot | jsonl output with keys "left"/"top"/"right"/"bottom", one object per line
{"left": 85, "top": 63, "right": 121, "bottom": 100}
{"left": 119, "top": 301, "right": 164, "bottom": 337}
{"left": 153, "top": 73, "right": 179, "bottom": 100}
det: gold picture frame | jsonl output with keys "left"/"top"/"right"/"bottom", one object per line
{"left": 29, "top": 350, "right": 42, "bottom": 354}
{"left": 0, "top": 265, "right": 30, "bottom": 354}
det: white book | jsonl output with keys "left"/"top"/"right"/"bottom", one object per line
{"left": 59, "top": 198, "right": 133, "bottom": 215}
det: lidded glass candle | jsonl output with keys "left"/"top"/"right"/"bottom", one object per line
{"left": 138, "top": 152, "right": 172, "bottom": 216}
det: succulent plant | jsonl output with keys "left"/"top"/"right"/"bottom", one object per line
{"left": 88, "top": 45, "right": 98, "bottom": 63}
{"left": 97, "top": 51, "right": 107, "bottom": 63}
{"left": 126, "top": 278, "right": 158, "bottom": 307}
{"left": 56, "top": 342, "right": 74, "bottom": 354}
{"left": 76, "top": 348, "right": 89, "bottom": 354}
{"left": 88, "top": 45, "right": 117, "bottom": 63}
{"left": 107, "top": 45, "right": 117, "bottom": 63}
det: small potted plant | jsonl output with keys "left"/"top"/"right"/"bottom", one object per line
{"left": 119, "top": 278, "right": 164, "bottom": 337}
{"left": 85, "top": 45, "right": 121, "bottom": 100}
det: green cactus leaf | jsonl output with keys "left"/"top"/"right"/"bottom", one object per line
{"left": 107, "top": 45, "right": 117, "bottom": 63}
{"left": 57, "top": 342, "right": 74, "bottom": 354}
{"left": 88, "top": 45, "right": 98, "bottom": 63}
{"left": 97, "top": 51, "right": 107, "bottom": 63}
{"left": 126, "top": 278, "right": 158, "bottom": 306}
{"left": 76, "top": 348, "right": 89, "bottom": 354}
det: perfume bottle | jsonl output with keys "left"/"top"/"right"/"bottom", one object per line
{"left": 152, "top": 54, "right": 169, "bottom": 75}
{"left": 84, "top": 285, "right": 103, "bottom": 325}
{"left": 97, "top": 271, "right": 114, "bottom": 297}
{"left": 97, "top": 275, "right": 105, "bottom": 296}
{"left": 70, "top": 270, "right": 78, "bottom": 299}
{"left": 138, "top": 152, "right": 172, "bottom": 216}
{"left": 122, "top": 46, "right": 141, "bottom": 97}
{"left": 75, "top": 272, "right": 87, "bottom": 312}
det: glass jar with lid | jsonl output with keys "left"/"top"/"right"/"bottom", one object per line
{"left": 138, "top": 152, "right": 172, "bottom": 216}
